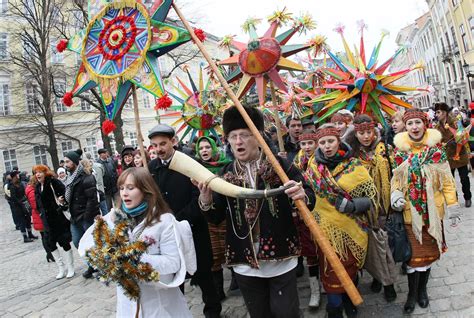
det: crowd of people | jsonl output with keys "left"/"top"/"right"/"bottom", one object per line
{"left": 2, "top": 101, "right": 473, "bottom": 318}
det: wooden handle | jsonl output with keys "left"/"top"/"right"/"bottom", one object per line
{"left": 171, "top": 2, "right": 362, "bottom": 306}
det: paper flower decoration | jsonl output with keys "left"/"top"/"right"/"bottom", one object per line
{"left": 311, "top": 22, "right": 426, "bottom": 125}
{"left": 162, "top": 67, "right": 227, "bottom": 142}
{"left": 61, "top": 0, "right": 191, "bottom": 134}
{"left": 218, "top": 9, "right": 315, "bottom": 105}
{"left": 86, "top": 215, "right": 159, "bottom": 301}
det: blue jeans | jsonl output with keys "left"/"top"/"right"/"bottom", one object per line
{"left": 70, "top": 218, "right": 94, "bottom": 248}
{"left": 99, "top": 200, "right": 108, "bottom": 216}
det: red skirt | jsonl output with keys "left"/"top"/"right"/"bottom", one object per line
{"left": 296, "top": 217, "right": 317, "bottom": 258}
{"left": 317, "top": 247, "right": 359, "bottom": 294}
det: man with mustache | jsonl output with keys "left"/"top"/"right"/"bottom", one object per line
{"left": 147, "top": 124, "right": 221, "bottom": 318}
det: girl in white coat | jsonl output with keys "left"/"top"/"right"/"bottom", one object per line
{"left": 79, "top": 167, "right": 193, "bottom": 317}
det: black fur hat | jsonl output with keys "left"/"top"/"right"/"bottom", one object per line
{"left": 433, "top": 102, "right": 452, "bottom": 112}
{"left": 222, "top": 106, "right": 264, "bottom": 136}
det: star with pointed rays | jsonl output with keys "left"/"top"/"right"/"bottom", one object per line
{"left": 59, "top": 0, "right": 192, "bottom": 135}
{"left": 311, "top": 21, "right": 426, "bottom": 126}
{"left": 218, "top": 9, "right": 316, "bottom": 106}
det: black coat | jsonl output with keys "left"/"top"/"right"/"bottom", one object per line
{"left": 68, "top": 170, "right": 100, "bottom": 223}
{"left": 284, "top": 135, "right": 300, "bottom": 163}
{"left": 148, "top": 155, "right": 213, "bottom": 273}
{"left": 97, "top": 158, "right": 118, "bottom": 195}
{"left": 206, "top": 157, "right": 315, "bottom": 268}
{"left": 35, "top": 178, "right": 71, "bottom": 242}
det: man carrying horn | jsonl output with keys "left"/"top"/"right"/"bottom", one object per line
{"left": 196, "top": 106, "right": 315, "bottom": 318}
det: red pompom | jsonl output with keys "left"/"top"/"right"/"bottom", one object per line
{"left": 62, "top": 92, "right": 73, "bottom": 107}
{"left": 193, "top": 28, "right": 206, "bottom": 42}
{"left": 155, "top": 94, "right": 173, "bottom": 110}
{"left": 56, "top": 39, "right": 68, "bottom": 53}
{"left": 102, "top": 120, "right": 116, "bottom": 136}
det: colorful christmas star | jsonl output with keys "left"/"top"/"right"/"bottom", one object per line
{"left": 60, "top": 0, "right": 192, "bottom": 135}
{"left": 311, "top": 22, "right": 426, "bottom": 126}
{"left": 218, "top": 9, "right": 315, "bottom": 105}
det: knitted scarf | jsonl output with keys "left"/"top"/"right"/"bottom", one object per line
{"left": 64, "top": 163, "right": 84, "bottom": 205}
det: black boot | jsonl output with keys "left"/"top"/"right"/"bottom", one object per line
{"left": 28, "top": 230, "right": 38, "bottom": 239}
{"left": 370, "top": 278, "right": 382, "bottom": 293}
{"left": 23, "top": 233, "right": 33, "bottom": 243}
{"left": 46, "top": 252, "right": 55, "bottom": 262}
{"left": 326, "top": 305, "right": 344, "bottom": 318}
{"left": 342, "top": 293, "right": 358, "bottom": 317}
{"left": 401, "top": 262, "right": 407, "bottom": 275}
{"left": 228, "top": 268, "right": 239, "bottom": 292}
{"left": 212, "top": 269, "right": 226, "bottom": 301}
{"left": 296, "top": 256, "right": 304, "bottom": 277}
{"left": 383, "top": 284, "right": 397, "bottom": 302}
{"left": 82, "top": 266, "right": 97, "bottom": 279}
{"left": 404, "top": 272, "right": 419, "bottom": 314}
{"left": 417, "top": 269, "right": 430, "bottom": 308}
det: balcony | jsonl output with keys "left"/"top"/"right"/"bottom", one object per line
{"left": 440, "top": 45, "right": 460, "bottom": 63}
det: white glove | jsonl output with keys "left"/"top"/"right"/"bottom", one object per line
{"left": 391, "top": 190, "right": 406, "bottom": 211}
{"left": 447, "top": 206, "right": 462, "bottom": 228}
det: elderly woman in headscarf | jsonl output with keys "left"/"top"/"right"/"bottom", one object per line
{"left": 391, "top": 108, "right": 458, "bottom": 314}
{"left": 195, "top": 135, "right": 232, "bottom": 300}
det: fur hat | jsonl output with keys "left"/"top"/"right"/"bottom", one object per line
{"left": 433, "top": 102, "right": 451, "bottom": 112}
{"left": 222, "top": 106, "right": 264, "bottom": 136}
{"left": 121, "top": 145, "right": 135, "bottom": 157}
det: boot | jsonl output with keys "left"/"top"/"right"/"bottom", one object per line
{"left": 404, "top": 272, "right": 419, "bottom": 314}
{"left": 228, "top": 269, "right": 239, "bottom": 292}
{"left": 27, "top": 230, "right": 38, "bottom": 239}
{"left": 308, "top": 276, "right": 321, "bottom": 308}
{"left": 212, "top": 269, "right": 226, "bottom": 301}
{"left": 370, "top": 278, "right": 382, "bottom": 293}
{"left": 51, "top": 249, "right": 66, "bottom": 279}
{"left": 63, "top": 249, "right": 75, "bottom": 278}
{"left": 22, "top": 233, "right": 33, "bottom": 243}
{"left": 82, "top": 266, "right": 96, "bottom": 279}
{"left": 296, "top": 256, "right": 304, "bottom": 277}
{"left": 383, "top": 284, "right": 397, "bottom": 302}
{"left": 342, "top": 293, "right": 358, "bottom": 318}
{"left": 326, "top": 305, "right": 343, "bottom": 318}
{"left": 46, "top": 252, "right": 55, "bottom": 263}
{"left": 417, "top": 269, "right": 430, "bottom": 308}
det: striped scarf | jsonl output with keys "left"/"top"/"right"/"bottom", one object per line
{"left": 64, "top": 163, "right": 84, "bottom": 205}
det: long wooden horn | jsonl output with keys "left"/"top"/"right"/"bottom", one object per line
{"left": 172, "top": 2, "right": 363, "bottom": 306}
{"left": 168, "top": 151, "right": 292, "bottom": 199}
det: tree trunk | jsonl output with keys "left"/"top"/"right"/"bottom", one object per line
{"left": 99, "top": 110, "right": 112, "bottom": 154}
{"left": 113, "top": 115, "right": 125, "bottom": 153}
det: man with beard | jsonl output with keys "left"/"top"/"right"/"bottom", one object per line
{"left": 63, "top": 150, "right": 100, "bottom": 278}
{"left": 147, "top": 124, "right": 221, "bottom": 318}
{"left": 197, "top": 106, "right": 315, "bottom": 318}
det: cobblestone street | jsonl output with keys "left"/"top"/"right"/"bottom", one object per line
{"left": 0, "top": 177, "right": 473, "bottom": 318}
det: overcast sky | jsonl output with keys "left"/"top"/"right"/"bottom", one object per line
{"left": 178, "top": 0, "right": 429, "bottom": 62}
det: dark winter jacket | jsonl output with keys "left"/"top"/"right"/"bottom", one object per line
{"left": 206, "top": 157, "right": 315, "bottom": 268}
{"left": 35, "top": 178, "right": 70, "bottom": 238}
{"left": 148, "top": 153, "right": 213, "bottom": 274}
{"left": 67, "top": 170, "right": 100, "bottom": 223}
{"left": 97, "top": 158, "right": 118, "bottom": 195}
{"left": 8, "top": 182, "right": 27, "bottom": 211}
{"left": 284, "top": 135, "right": 300, "bottom": 163}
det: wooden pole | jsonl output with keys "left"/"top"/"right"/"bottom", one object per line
{"left": 131, "top": 85, "right": 148, "bottom": 170}
{"left": 171, "top": 3, "right": 363, "bottom": 306}
{"left": 269, "top": 83, "right": 285, "bottom": 152}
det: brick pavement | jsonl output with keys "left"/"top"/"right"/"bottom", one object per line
{"left": 0, "top": 176, "right": 473, "bottom": 317}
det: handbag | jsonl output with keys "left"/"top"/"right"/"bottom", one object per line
{"left": 21, "top": 197, "right": 32, "bottom": 215}
{"left": 50, "top": 183, "right": 71, "bottom": 221}
{"left": 363, "top": 208, "right": 398, "bottom": 286}
{"left": 385, "top": 212, "right": 412, "bottom": 263}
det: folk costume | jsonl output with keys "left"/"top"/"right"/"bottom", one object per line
{"left": 293, "top": 132, "right": 321, "bottom": 308}
{"left": 307, "top": 126, "right": 375, "bottom": 317}
{"left": 204, "top": 106, "right": 315, "bottom": 318}
{"left": 391, "top": 109, "right": 458, "bottom": 313}
{"left": 195, "top": 136, "right": 232, "bottom": 300}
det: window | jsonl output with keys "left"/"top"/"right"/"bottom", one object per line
{"left": 0, "top": 33, "right": 7, "bottom": 60}
{"left": 80, "top": 94, "right": 91, "bottom": 111}
{"left": 51, "top": 40, "right": 64, "bottom": 64}
{"left": 451, "top": 0, "right": 458, "bottom": 6}
{"left": 445, "top": 32, "right": 450, "bottom": 48}
{"left": 71, "top": 10, "right": 84, "bottom": 31}
{"left": 23, "top": 40, "right": 35, "bottom": 60}
{"left": 3, "top": 149, "right": 17, "bottom": 172}
{"left": 459, "top": 60, "right": 465, "bottom": 80}
{"left": 24, "top": 0, "right": 34, "bottom": 15}
{"left": 61, "top": 141, "right": 73, "bottom": 158}
{"left": 0, "top": 81, "right": 10, "bottom": 116}
{"left": 85, "top": 137, "right": 98, "bottom": 159}
{"left": 0, "top": 0, "right": 7, "bottom": 14}
{"left": 142, "top": 91, "right": 150, "bottom": 109}
{"left": 33, "top": 146, "right": 48, "bottom": 165}
{"left": 124, "top": 96, "right": 132, "bottom": 109}
{"left": 451, "top": 26, "right": 457, "bottom": 48}
{"left": 129, "top": 132, "right": 138, "bottom": 148}
{"left": 451, "top": 62, "right": 457, "bottom": 82}
{"left": 26, "top": 84, "right": 40, "bottom": 113}
{"left": 446, "top": 66, "right": 452, "bottom": 83}
{"left": 460, "top": 24, "right": 469, "bottom": 52}
{"left": 470, "top": 17, "right": 474, "bottom": 39}
{"left": 54, "top": 81, "right": 67, "bottom": 112}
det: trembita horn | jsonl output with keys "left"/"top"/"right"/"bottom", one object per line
{"left": 168, "top": 151, "right": 292, "bottom": 199}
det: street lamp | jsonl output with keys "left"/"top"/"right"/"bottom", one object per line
{"left": 462, "top": 61, "right": 473, "bottom": 102}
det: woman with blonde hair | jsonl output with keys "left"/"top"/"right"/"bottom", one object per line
{"left": 33, "top": 164, "right": 74, "bottom": 279}
{"left": 79, "top": 167, "right": 194, "bottom": 317}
